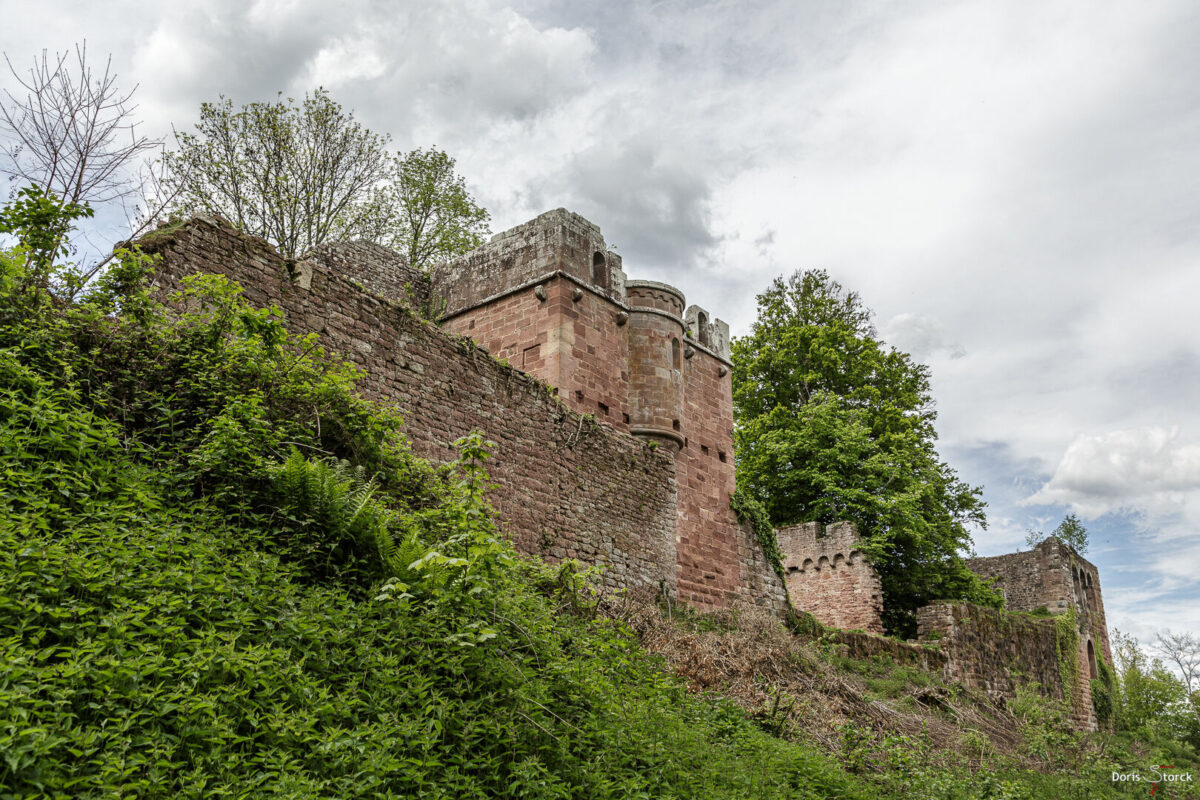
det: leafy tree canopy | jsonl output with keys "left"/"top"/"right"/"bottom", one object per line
{"left": 163, "top": 91, "right": 489, "bottom": 265}
{"left": 1025, "top": 513, "right": 1089, "bottom": 554}
{"left": 344, "top": 146, "right": 491, "bottom": 270}
{"left": 732, "top": 269, "right": 997, "bottom": 634}
{"left": 165, "top": 89, "right": 392, "bottom": 259}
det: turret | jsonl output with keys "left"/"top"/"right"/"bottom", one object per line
{"left": 625, "top": 280, "right": 686, "bottom": 453}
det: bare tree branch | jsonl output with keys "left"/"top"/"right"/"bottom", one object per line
{"left": 1, "top": 41, "right": 160, "bottom": 206}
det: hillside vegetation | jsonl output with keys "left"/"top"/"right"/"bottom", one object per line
{"left": 1, "top": 234, "right": 1197, "bottom": 797}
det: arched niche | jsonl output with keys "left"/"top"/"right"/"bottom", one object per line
{"left": 592, "top": 251, "right": 608, "bottom": 289}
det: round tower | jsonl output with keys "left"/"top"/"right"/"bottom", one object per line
{"left": 625, "top": 280, "right": 686, "bottom": 453}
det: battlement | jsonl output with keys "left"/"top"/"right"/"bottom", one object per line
{"left": 775, "top": 521, "right": 885, "bottom": 634}
{"left": 433, "top": 210, "right": 741, "bottom": 606}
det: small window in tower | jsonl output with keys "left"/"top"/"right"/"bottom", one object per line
{"left": 701, "top": 445, "right": 709, "bottom": 455}
{"left": 597, "top": 401, "right": 609, "bottom": 416}
{"left": 673, "top": 419, "right": 681, "bottom": 431}
{"left": 575, "top": 390, "right": 584, "bottom": 402}
{"left": 672, "top": 337, "right": 681, "bottom": 369}
{"left": 592, "top": 251, "right": 608, "bottom": 289}
{"left": 718, "top": 451, "right": 727, "bottom": 463}
{"left": 623, "top": 413, "right": 630, "bottom": 424}
{"left": 697, "top": 311, "right": 711, "bottom": 347}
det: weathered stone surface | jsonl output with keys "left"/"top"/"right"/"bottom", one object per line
{"left": 916, "top": 602, "right": 1065, "bottom": 705}
{"left": 963, "top": 538, "right": 1111, "bottom": 730}
{"left": 141, "top": 211, "right": 786, "bottom": 614}
{"left": 775, "top": 521, "right": 885, "bottom": 634}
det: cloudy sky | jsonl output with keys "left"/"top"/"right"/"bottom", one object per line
{"left": 4, "top": 0, "right": 1198, "bottom": 644}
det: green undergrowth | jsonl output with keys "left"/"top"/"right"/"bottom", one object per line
{"left": 3, "top": 241, "right": 1197, "bottom": 799}
{"left": 0, "top": 247, "right": 867, "bottom": 798}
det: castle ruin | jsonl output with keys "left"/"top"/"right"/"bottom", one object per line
{"left": 141, "top": 207, "right": 1111, "bottom": 730}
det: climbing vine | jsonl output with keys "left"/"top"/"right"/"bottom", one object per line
{"left": 1054, "top": 607, "right": 1080, "bottom": 703}
{"left": 731, "top": 487, "right": 784, "bottom": 579}
{"left": 1091, "top": 652, "right": 1118, "bottom": 728}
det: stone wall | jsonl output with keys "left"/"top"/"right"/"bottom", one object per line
{"left": 676, "top": 343, "right": 744, "bottom": 607}
{"left": 430, "top": 208, "right": 625, "bottom": 315}
{"left": 775, "top": 521, "right": 884, "bottom": 634}
{"left": 441, "top": 274, "right": 633, "bottom": 434}
{"left": 967, "top": 538, "right": 1111, "bottom": 669}
{"left": 302, "top": 240, "right": 431, "bottom": 311}
{"left": 140, "top": 216, "right": 678, "bottom": 598}
{"left": 917, "top": 602, "right": 1064, "bottom": 704}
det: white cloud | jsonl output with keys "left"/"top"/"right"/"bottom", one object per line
{"left": 4, "top": 0, "right": 1200, "bottom": 640}
{"left": 1026, "top": 427, "right": 1200, "bottom": 518}
{"left": 882, "top": 313, "right": 966, "bottom": 361}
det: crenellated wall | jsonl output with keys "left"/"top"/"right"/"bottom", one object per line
{"left": 138, "top": 213, "right": 787, "bottom": 614}
{"left": 775, "top": 522, "right": 885, "bottom": 635}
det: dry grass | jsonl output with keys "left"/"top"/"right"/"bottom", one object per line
{"left": 598, "top": 597, "right": 1027, "bottom": 771}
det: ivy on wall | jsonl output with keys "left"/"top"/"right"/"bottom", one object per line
{"left": 731, "top": 487, "right": 784, "bottom": 579}
{"left": 1054, "top": 607, "right": 1080, "bottom": 704}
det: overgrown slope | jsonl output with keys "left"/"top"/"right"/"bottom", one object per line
{"left": 0, "top": 250, "right": 864, "bottom": 798}
{"left": 1, "top": 247, "right": 1196, "bottom": 798}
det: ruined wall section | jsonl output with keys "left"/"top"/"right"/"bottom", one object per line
{"left": 775, "top": 522, "right": 885, "bottom": 634}
{"left": 140, "top": 216, "right": 677, "bottom": 598}
{"left": 966, "top": 543, "right": 1071, "bottom": 615}
{"left": 968, "top": 539, "right": 1112, "bottom": 677}
{"left": 917, "top": 603, "right": 1065, "bottom": 707}
{"left": 302, "top": 241, "right": 431, "bottom": 312}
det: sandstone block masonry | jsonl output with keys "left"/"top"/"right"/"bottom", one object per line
{"left": 961, "top": 538, "right": 1112, "bottom": 730}
{"left": 776, "top": 520, "right": 1111, "bottom": 730}
{"left": 139, "top": 212, "right": 787, "bottom": 613}
{"left": 432, "top": 209, "right": 774, "bottom": 610}
{"left": 775, "top": 521, "right": 884, "bottom": 635}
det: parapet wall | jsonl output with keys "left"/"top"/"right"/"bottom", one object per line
{"left": 140, "top": 217, "right": 677, "bottom": 598}
{"left": 775, "top": 521, "right": 884, "bottom": 634}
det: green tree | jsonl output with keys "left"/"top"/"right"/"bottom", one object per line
{"left": 0, "top": 185, "right": 92, "bottom": 280}
{"left": 732, "top": 269, "right": 995, "bottom": 634}
{"left": 343, "top": 146, "right": 490, "bottom": 270}
{"left": 1025, "top": 513, "right": 1089, "bottom": 553}
{"left": 1113, "top": 630, "right": 1200, "bottom": 747}
{"left": 164, "top": 89, "right": 392, "bottom": 259}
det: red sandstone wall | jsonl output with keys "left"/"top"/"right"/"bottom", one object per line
{"left": 442, "top": 276, "right": 632, "bottom": 433}
{"left": 967, "top": 539, "right": 1112, "bottom": 669}
{"left": 917, "top": 603, "right": 1064, "bottom": 698}
{"left": 917, "top": 601, "right": 1099, "bottom": 730}
{"left": 140, "top": 216, "right": 677, "bottom": 598}
{"left": 675, "top": 345, "right": 742, "bottom": 606}
{"left": 775, "top": 522, "right": 885, "bottom": 634}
